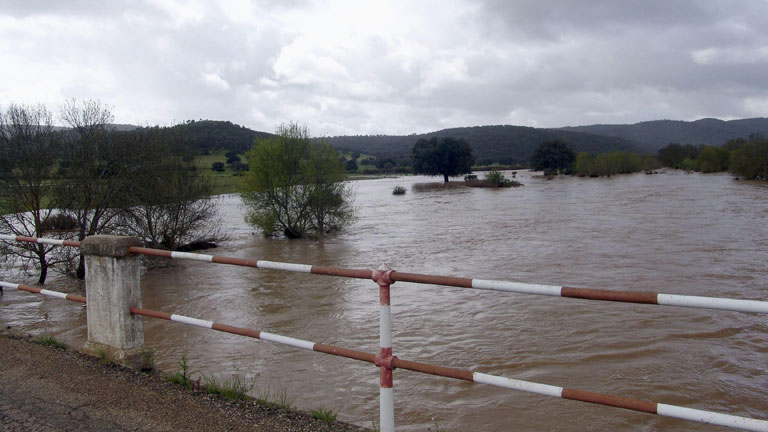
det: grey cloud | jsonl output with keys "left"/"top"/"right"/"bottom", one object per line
{"left": 2, "top": 0, "right": 767, "bottom": 135}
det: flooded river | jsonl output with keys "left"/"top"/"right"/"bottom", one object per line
{"left": 2, "top": 170, "right": 767, "bottom": 431}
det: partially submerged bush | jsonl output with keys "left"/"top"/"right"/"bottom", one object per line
{"left": 392, "top": 185, "right": 406, "bottom": 195}
{"left": 464, "top": 170, "right": 522, "bottom": 188}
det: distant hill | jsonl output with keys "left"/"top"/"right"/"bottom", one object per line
{"left": 559, "top": 118, "right": 768, "bottom": 152}
{"left": 133, "top": 117, "right": 768, "bottom": 164}
{"left": 326, "top": 125, "right": 638, "bottom": 165}
{"left": 171, "top": 120, "right": 272, "bottom": 154}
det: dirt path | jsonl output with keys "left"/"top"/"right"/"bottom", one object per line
{"left": 0, "top": 330, "right": 368, "bottom": 432}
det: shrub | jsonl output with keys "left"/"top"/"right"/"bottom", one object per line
{"left": 464, "top": 171, "right": 522, "bottom": 188}
{"left": 483, "top": 170, "right": 508, "bottom": 187}
{"left": 729, "top": 135, "right": 768, "bottom": 179}
{"left": 573, "top": 151, "right": 659, "bottom": 177}
{"left": 310, "top": 407, "right": 338, "bottom": 422}
{"left": 204, "top": 374, "right": 252, "bottom": 400}
{"left": 392, "top": 186, "right": 406, "bottom": 195}
{"left": 695, "top": 146, "right": 730, "bottom": 172}
{"left": 33, "top": 334, "right": 66, "bottom": 349}
{"left": 167, "top": 354, "right": 193, "bottom": 388}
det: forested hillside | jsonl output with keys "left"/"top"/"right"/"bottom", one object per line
{"left": 327, "top": 125, "right": 637, "bottom": 165}
{"left": 560, "top": 118, "right": 768, "bottom": 152}
{"left": 171, "top": 120, "right": 272, "bottom": 154}
{"left": 157, "top": 117, "right": 768, "bottom": 166}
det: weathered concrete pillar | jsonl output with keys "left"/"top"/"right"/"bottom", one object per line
{"left": 81, "top": 235, "right": 152, "bottom": 369}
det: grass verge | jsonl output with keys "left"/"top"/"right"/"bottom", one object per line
{"left": 33, "top": 333, "right": 66, "bottom": 349}
{"left": 309, "top": 407, "right": 337, "bottom": 423}
{"left": 167, "top": 354, "right": 194, "bottom": 389}
{"left": 203, "top": 374, "right": 253, "bottom": 401}
{"left": 255, "top": 384, "right": 296, "bottom": 410}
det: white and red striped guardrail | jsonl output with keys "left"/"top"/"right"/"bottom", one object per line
{"left": 4, "top": 234, "right": 765, "bottom": 314}
{"left": 1, "top": 234, "right": 767, "bottom": 431}
{"left": 2, "top": 281, "right": 766, "bottom": 431}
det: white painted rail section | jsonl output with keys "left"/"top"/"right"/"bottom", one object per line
{"left": 473, "top": 372, "right": 564, "bottom": 398}
{"left": 0, "top": 234, "right": 65, "bottom": 245}
{"left": 657, "top": 404, "right": 768, "bottom": 432}
{"left": 255, "top": 260, "right": 313, "bottom": 273}
{"left": 170, "top": 314, "right": 214, "bottom": 328}
{"left": 169, "top": 251, "right": 214, "bottom": 262}
{"left": 259, "top": 332, "right": 316, "bottom": 351}
{"left": 657, "top": 294, "right": 768, "bottom": 314}
{"left": 0, "top": 281, "right": 20, "bottom": 290}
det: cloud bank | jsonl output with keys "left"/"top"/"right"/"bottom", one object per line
{"left": 1, "top": 0, "right": 767, "bottom": 135}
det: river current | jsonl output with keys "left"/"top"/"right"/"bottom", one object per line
{"left": 1, "top": 170, "right": 767, "bottom": 431}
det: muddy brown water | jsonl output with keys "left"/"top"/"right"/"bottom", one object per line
{"left": 2, "top": 170, "right": 767, "bottom": 431}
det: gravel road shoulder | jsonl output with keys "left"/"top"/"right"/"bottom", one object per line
{"left": 0, "top": 329, "right": 369, "bottom": 432}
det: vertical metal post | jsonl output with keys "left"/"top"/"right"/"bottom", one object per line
{"left": 373, "top": 264, "right": 396, "bottom": 432}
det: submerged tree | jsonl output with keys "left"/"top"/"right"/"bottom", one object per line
{"left": 58, "top": 99, "right": 129, "bottom": 278}
{"left": 0, "top": 104, "right": 73, "bottom": 283}
{"left": 411, "top": 136, "right": 475, "bottom": 182}
{"left": 729, "top": 134, "right": 768, "bottom": 180}
{"left": 59, "top": 100, "right": 224, "bottom": 277}
{"left": 530, "top": 140, "right": 575, "bottom": 175}
{"left": 240, "top": 123, "right": 354, "bottom": 239}
{"left": 113, "top": 127, "right": 223, "bottom": 250}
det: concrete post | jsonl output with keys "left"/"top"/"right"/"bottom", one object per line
{"left": 80, "top": 235, "right": 152, "bottom": 369}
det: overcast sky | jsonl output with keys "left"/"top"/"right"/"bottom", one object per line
{"left": 2, "top": 1, "right": 768, "bottom": 136}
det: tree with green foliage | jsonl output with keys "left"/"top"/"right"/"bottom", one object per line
{"left": 530, "top": 140, "right": 575, "bottom": 175}
{"left": 411, "top": 137, "right": 474, "bottom": 182}
{"left": 729, "top": 135, "right": 768, "bottom": 180}
{"left": 656, "top": 143, "right": 702, "bottom": 168}
{"left": 240, "top": 123, "right": 354, "bottom": 239}
{"left": 344, "top": 159, "right": 358, "bottom": 172}
{"left": 573, "top": 151, "right": 660, "bottom": 177}
{"left": 695, "top": 146, "right": 730, "bottom": 173}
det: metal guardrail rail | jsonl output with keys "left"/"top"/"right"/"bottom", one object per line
{"left": 1, "top": 234, "right": 767, "bottom": 431}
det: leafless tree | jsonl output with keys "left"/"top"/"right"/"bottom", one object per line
{"left": 0, "top": 104, "right": 74, "bottom": 284}
{"left": 58, "top": 99, "right": 138, "bottom": 278}
{"left": 113, "top": 127, "right": 225, "bottom": 251}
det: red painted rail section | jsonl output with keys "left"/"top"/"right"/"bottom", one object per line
{"left": 3, "top": 281, "right": 767, "bottom": 432}
{"left": 3, "top": 235, "right": 767, "bottom": 314}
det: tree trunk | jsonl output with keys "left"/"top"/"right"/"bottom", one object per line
{"left": 443, "top": 174, "right": 449, "bottom": 183}
{"left": 76, "top": 254, "right": 86, "bottom": 280}
{"left": 38, "top": 263, "right": 48, "bottom": 285}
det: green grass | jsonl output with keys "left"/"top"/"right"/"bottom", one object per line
{"left": 195, "top": 151, "right": 227, "bottom": 169}
{"left": 203, "top": 374, "right": 253, "bottom": 400}
{"left": 33, "top": 333, "right": 66, "bottom": 349}
{"left": 167, "top": 354, "right": 194, "bottom": 389}
{"left": 97, "top": 348, "right": 113, "bottom": 365}
{"left": 309, "top": 407, "right": 337, "bottom": 423}
{"left": 196, "top": 151, "right": 246, "bottom": 195}
{"left": 206, "top": 172, "right": 241, "bottom": 195}
{"left": 254, "top": 384, "right": 296, "bottom": 410}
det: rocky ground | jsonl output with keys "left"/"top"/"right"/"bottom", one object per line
{"left": 0, "top": 329, "right": 369, "bottom": 432}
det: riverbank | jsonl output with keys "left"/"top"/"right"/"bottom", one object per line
{"left": 0, "top": 328, "right": 368, "bottom": 432}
